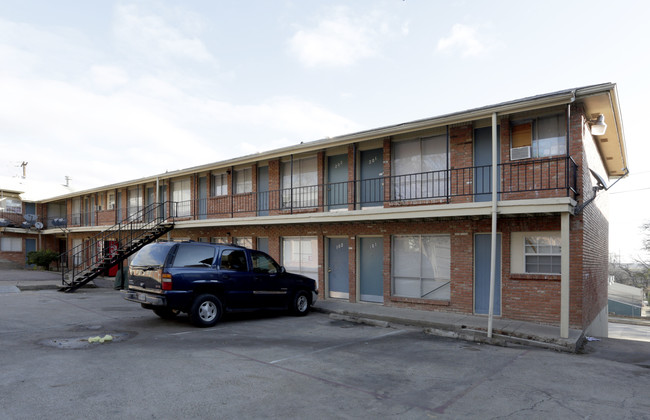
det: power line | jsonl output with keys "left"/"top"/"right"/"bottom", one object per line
{"left": 610, "top": 186, "right": 650, "bottom": 195}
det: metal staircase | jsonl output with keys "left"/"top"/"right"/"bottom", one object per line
{"left": 59, "top": 202, "right": 174, "bottom": 293}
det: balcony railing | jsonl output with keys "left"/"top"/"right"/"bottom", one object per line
{"left": 63, "top": 157, "right": 577, "bottom": 226}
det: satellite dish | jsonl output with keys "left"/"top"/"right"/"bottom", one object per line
{"left": 24, "top": 214, "right": 37, "bottom": 223}
{"left": 35, "top": 221, "right": 43, "bottom": 229}
{"left": 589, "top": 169, "right": 608, "bottom": 191}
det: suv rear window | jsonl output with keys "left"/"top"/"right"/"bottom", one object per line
{"left": 131, "top": 243, "right": 174, "bottom": 267}
{"left": 172, "top": 244, "right": 215, "bottom": 268}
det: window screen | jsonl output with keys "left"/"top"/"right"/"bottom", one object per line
{"left": 524, "top": 236, "right": 561, "bottom": 274}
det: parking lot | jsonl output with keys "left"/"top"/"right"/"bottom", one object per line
{"left": 1, "top": 287, "right": 649, "bottom": 419}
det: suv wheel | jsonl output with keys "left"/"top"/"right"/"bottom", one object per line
{"left": 290, "top": 291, "right": 310, "bottom": 316}
{"left": 190, "top": 294, "right": 223, "bottom": 327}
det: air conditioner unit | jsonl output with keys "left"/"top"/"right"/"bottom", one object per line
{"left": 510, "top": 146, "right": 531, "bottom": 160}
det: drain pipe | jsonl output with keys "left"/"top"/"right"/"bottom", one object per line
{"left": 487, "top": 112, "right": 498, "bottom": 339}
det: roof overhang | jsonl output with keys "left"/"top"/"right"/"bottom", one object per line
{"left": 574, "top": 84, "right": 628, "bottom": 179}
{"left": 41, "top": 83, "right": 627, "bottom": 201}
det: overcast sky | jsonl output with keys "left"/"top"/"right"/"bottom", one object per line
{"left": 1, "top": 0, "right": 649, "bottom": 261}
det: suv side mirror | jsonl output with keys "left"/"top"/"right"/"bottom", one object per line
{"left": 279, "top": 266, "right": 286, "bottom": 274}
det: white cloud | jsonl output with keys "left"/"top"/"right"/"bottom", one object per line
{"left": 114, "top": 3, "right": 216, "bottom": 66}
{"left": 288, "top": 8, "right": 402, "bottom": 68}
{"left": 437, "top": 24, "right": 490, "bottom": 58}
{"left": 90, "top": 65, "right": 129, "bottom": 90}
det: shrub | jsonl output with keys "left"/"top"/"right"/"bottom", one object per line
{"left": 27, "top": 250, "right": 60, "bottom": 270}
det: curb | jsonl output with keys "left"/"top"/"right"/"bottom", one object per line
{"left": 313, "top": 305, "right": 580, "bottom": 353}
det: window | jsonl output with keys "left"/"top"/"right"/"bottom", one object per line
{"left": 535, "top": 114, "right": 566, "bottom": 158}
{"left": 211, "top": 237, "right": 229, "bottom": 244}
{"left": 524, "top": 235, "right": 561, "bottom": 274}
{"left": 172, "top": 244, "right": 215, "bottom": 268}
{"left": 392, "top": 135, "right": 448, "bottom": 200}
{"left": 107, "top": 193, "right": 115, "bottom": 210}
{"left": 282, "top": 236, "right": 318, "bottom": 283}
{"left": 234, "top": 168, "right": 252, "bottom": 194}
{"left": 392, "top": 235, "right": 450, "bottom": 300}
{"left": 233, "top": 237, "right": 252, "bottom": 248}
{"left": 511, "top": 114, "right": 566, "bottom": 158}
{"left": 211, "top": 173, "right": 228, "bottom": 196}
{"left": 0, "top": 237, "right": 22, "bottom": 252}
{"left": 171, "top": 179, "right": 191, "bottom": 217}
{"left": 0, "top": 197, "right": 22, "bottom": 214}
{"left": 219, "top": 249, "right": 248, "bottom": 271}
{"left": 251, "top": 251, "right": 279, "bottom": 274}
{"left": 127, "top": 188, "right": 142, "bottom": 219}
{"left": 282, "top": 157, "right": 318, "bottom": 208}
{"left": 72, "top": 198, "right": 81, "bottom": 225}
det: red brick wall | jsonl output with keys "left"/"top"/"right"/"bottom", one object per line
{"left": 165, "top": 214, "right": 572, "bottom": 326}
{"left": 572, "top": 104, "right": 610, "bottom": 329}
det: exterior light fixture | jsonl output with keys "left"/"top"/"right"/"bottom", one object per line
{"left": 589, "top": 114, "right": 607, "bottom": 136}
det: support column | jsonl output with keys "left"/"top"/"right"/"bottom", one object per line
{"left": 487, "top": 112, "right": 498, "bottom": 339}
{"left": 560, "top": 212, "right": 570, "bottom": 338}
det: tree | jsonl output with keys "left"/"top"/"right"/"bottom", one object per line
{"left": 27, "top": 250, "right": 59, "bottom": 270}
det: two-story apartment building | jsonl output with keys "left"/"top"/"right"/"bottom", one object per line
{"left": 0, "top": 83, "right": 627, "bottom": 338}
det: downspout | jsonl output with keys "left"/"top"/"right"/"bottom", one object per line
{"left": 487, "top": 112, "right": 498, "bottom": 339}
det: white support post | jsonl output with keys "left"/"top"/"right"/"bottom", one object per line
{"left": 487, "top": 112, "right": 498, "bottom": 339}
{"left": 560, "top": 212, "right": 570, "bottom": 338}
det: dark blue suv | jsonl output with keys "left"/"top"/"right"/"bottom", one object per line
{"left": 123, "top": 242, "right": 318, "bottom": 327}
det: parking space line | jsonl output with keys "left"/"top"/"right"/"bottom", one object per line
{"left": 270, "top": 328, "right": 408, "bottom": 364}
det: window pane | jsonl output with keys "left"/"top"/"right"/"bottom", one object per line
{"left": 393, "top": 236, "right": 420, "bottom": 278}
{"left": 421, "top": 135, "right": 447, "bottom": 173}
{"left": 234, "top": 237, "right": 252, "bottom": 248}
{"left": 219, "top": 249, "right": 248, "bottom": 271}
{"left": 534, "top": 114, "right": 566, "bottom": 157}
{"left": 524, "top": 235, "right": 561, "bottom": 274}
{"left": 251, "top": 251, "right": 278, "bottom": 274}
{"left": 392, "top": 235, "right": 450, "bottom": 301}
{"left": 235, "top": 168, "right": 252, "bottom": 194}
{"left": 282, "top": 236, "right": 318, "bottom": 283}
{"left": 393, "top": 140, "right": 421, "bottom": 176}
{"left": 173, "top": 244, "right": 215, "bottom": 267}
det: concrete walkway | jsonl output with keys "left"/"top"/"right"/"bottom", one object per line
{"left": 312, "top": 299, "right": 584, "bottom": 353}
{"left": 0, "top": 268, "right": 585, "bottom": 352}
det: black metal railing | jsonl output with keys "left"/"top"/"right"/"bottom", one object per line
{"left": 61, "top": 157, "right": 578, "bottom": 225}
{"left": 60, "top": 202, "right": 173, "bottom": 291}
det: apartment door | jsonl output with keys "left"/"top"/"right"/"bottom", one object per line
{"left": 198, "top": 177, "right": 207, "bottom": 220}
{"left": 158, "top": 185, "right": 167, "bottom": 219}
{"left": 257, "top": 166, "right": 269, "bottom": 216}
{"left": 146, "top": 187, "right": 155, "bottom": 222}
{"left": 359, "top": 237, "right": 383, "bottom": 302}
{"left": 360, "top": 149, "right": 383, "bottom": 207}
{"left": 116, "top": 192, "right": 123, "bottom": 222}
{"left": 25, "top": 238, "right": 36, "bottom": 266}
{"left": 474, "top": 233, "right": 501, "bottom": 315}
{"left": 327, "top": 237, "right": 349, "bottom": 299}
{"left": 328, "top": 154, "right": 348, "bottom": 210}
{"left": 474, "top": 126, "right": 500, "bottom": 202}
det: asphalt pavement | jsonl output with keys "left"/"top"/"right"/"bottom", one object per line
{"left": 1, "top": 286, "right": 649, "bottom": 419}
{"left": 0, "top": 268, "right": 647, "bottom": 353}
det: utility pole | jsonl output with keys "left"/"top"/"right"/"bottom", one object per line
{"left": 20, "top": 161, "right": 28, "bottom": 178}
